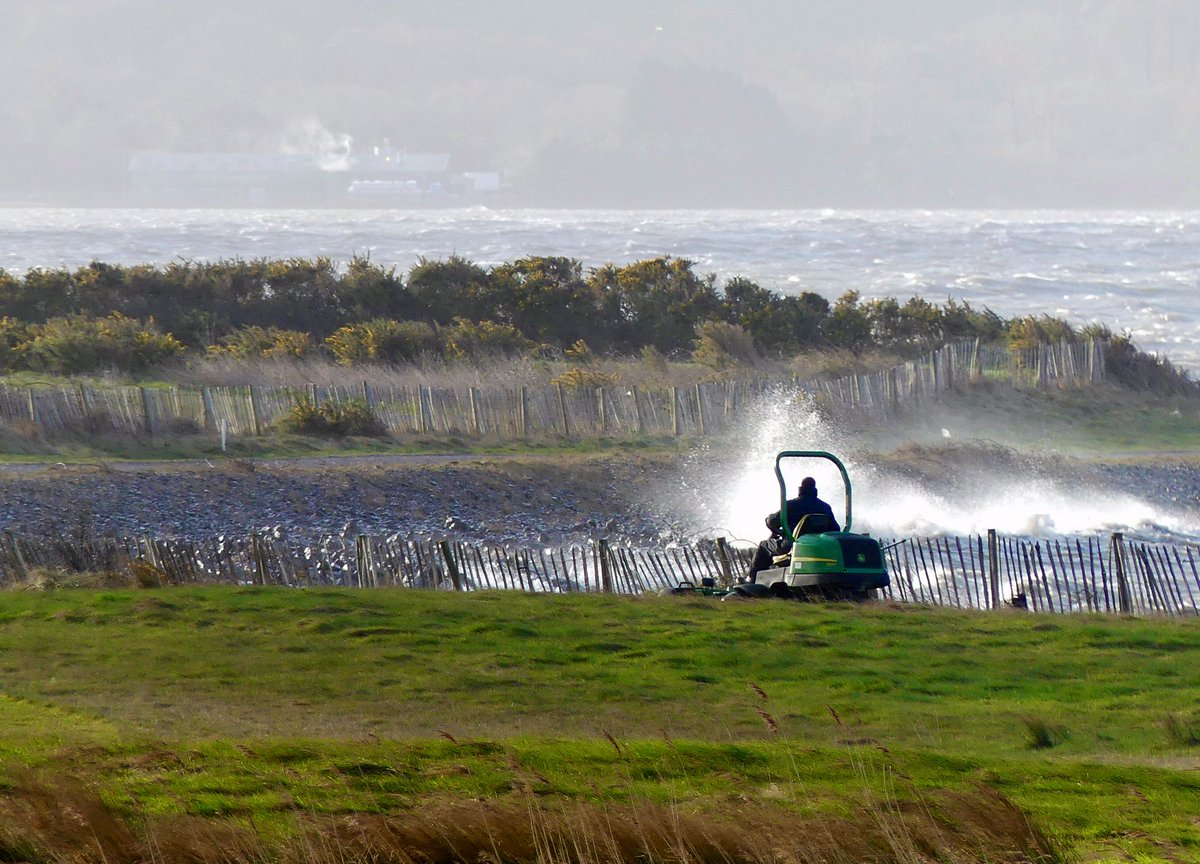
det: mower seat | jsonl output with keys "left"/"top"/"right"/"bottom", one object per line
{"left": 795, "top": 513, "right": 834, "bottom": 536}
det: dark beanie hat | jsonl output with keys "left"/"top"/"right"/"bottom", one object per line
{"left": 799, "top": 476, "right": 817, "bottom": 494}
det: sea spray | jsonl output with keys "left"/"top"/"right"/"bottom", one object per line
{"left": 672, "top": 389, "right": 1200, "bottom": 545}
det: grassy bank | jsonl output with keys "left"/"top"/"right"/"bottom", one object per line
{"left": 0, "top": 378, "right": 1199, "bottom": 465}
{"left": 0, "top": 589, "right": 1197, "bottom": 861}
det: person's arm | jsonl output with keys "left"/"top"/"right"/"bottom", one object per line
{"left": 823, "top": 501, "right": 841, "bottom": 532}
{"left": 766, "top": 510, "right": 782, "bottom": 535}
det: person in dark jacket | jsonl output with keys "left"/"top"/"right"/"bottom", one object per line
{"left": 747, "top": 477, "right": 840, "bottom": 583}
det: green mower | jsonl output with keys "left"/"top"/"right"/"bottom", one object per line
{"left": 668, "top": 451, "right": 891, "bottom": 601}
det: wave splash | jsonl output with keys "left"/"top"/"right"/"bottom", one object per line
{"left": 677, "top": 395, "right": 1200, "bottom": 546}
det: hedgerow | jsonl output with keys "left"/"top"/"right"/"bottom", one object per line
{"left": 0, "top": 255, "right": 1177, "bottom": 384}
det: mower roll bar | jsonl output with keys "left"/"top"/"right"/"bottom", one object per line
{"left": 774, "top": 450, "right": 853, "bottom": 541}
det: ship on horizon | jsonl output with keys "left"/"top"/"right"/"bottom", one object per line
{"left": 127, "top": 139, "right": 504, "bottom": 208}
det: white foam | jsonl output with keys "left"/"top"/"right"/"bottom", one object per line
{"left": 680, "top": 394, "right": 1200, "bottom": 545}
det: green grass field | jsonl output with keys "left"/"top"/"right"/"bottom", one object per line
{"left": 0, "top": 588, "right": 1197, "bottom": 861}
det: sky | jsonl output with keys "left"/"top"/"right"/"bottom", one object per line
{"left": 3, "top": 0, "right": 1199, "bottom": 207}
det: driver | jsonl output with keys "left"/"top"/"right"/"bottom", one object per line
{"left": 747, "top": 476, "right": 839, "bottom": 583}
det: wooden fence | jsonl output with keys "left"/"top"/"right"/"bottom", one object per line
{"left": 0, "top": 339, "right": 1105, "bottom": 440}
{"left": 2, "top": 527, "right": 1195, "bottom": 617}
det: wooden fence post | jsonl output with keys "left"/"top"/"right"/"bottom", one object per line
{"left": 307, "top": 383, "right": 319, "bottom": 406}
{"left": 519, "top": 385, "right": 530, "bottom": 437}
{"left": 469, "top": 387, "right": 481, "bottom": 436}
{"left": 987, "top": 528, "right": 999, "bottom": 610}
{"left": 715, "top": 537, "right": 734, "bottom": 587}
{"left": 252, "top": 533, "right": 269, "bottom": 586}
{"left": 201, "top": 387, "right": 217, "bottom": 431}
{"left": 1112, "top": 532, "right": 1131, "bottom": 614}
{"left": 972, "top": 337, "right": 982, "bottom": 381}
{"left": 26, "top": 388, "right": 38, "bottom": 426}
{"left": 248, "top": 386, "right": 264, "bottom": 436}
{"left": 694, "top": 383, "right": 705, "bottom": 436}
{"left": 1037, "top": 343, "right": 1049, "bottom": 389}
{"left": 1092, "top": 337, "right": 1106, "bottom": 383}
{"left": 597, "top": 387, "right": 607, "bottom": 435}
{"left": 557, "top": 382, "right": 570, "bottom": 437}
{"left": 355, "top": 535, "right": 368, "bottom": 588}
{"left": 141, "top": 536, "right": 161, "bottom": 571}
{"left": 438, "top": 540, "right": 463, "bottom": 591}
{"left": 598, "top": 538, "right": 613, "bottom": 593}
{"left": 670, "top": 386, "right": 680, "bottom": 436}
{"left": 5, "top": 532, "right": 29, "bottom": 583}
{"left": 360, "top": 379, "right": 371, "bottom": 405}
{"left": 632, "top": 385, "right": 643, "bottom": 434}
{"left": 139, "top": 386, "right": 156, "bottom": 437}
{"left": 418, "top": 386, "right": 430, "bottom": 434}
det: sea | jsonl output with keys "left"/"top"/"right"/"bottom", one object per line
{"left": 1, "top": 207, "right": 1198, "bottom": 369}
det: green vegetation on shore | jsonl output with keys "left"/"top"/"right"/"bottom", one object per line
{"left": 0, "top": 254, "right": 1149, "bottom": 376}
{"left": 0, "top": 589, "right": 1197, "bottom": 861}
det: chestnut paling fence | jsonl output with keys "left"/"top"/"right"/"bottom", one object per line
{"left": 0, "top": 339, "right": 1105, "bottom": 439}
{"left": 0, "top": 528, "right": 1195, "bottom": 617}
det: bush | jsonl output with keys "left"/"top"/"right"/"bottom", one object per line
{"left": 407, "top": 256, "right": 494, "bottom": 324}
{"left": 0, "top": 317, "right": 30, "bottom": 372}
{"left": 1102, "top": 331, "right": 1198, "bottom": 397}
{"left": 209, "top": 326, "right": 317, "bottom": 360}
{"left": 640, "top": 345, "right": 670, "bottom": 377}
{"left": 550, "top": 368, "right": 619, "bottom": 390}
{"left": 440, "top": 318, "right": 532, "bottom": 362}
{"left": 693, "top": 321, "right": 760, "bottom": 370}
{"left": 21, "top": 314, "right": 184, "bottom": 374}
{"left": 278, "top": 397, "right": 385, "bottom": 437}
{"left": 337, "top": 255, "right": 416, "bottom": 321}
{"left": 1006, "top": 315, "right": 1076, "bottom": 351}
{"left": 324, "top": 319, "right": 439, "bottom": 365}
{"left": 563, "top": 339, "right": 592, "bottom": 361}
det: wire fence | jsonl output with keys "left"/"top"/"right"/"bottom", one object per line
{"left": 2, "top": 527, "right": 1194, "bottom": 617}
{"left": 0, "top": 338, "right": 1105, "bottom": 439}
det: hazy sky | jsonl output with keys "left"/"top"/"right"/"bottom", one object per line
{"left": 4, "top": 0, "right": 1199, "bottom": 207}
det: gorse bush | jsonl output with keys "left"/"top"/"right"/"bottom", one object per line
{"left": 325, "top": 319, "right": 439, "bottom": 365}
{"left": 209, "top": 326, "right": 317, "bottom": 360}
{"left": 1007, "top": 315, "right": 1078, "bottom": 351}
{"left": 441, "top": 318, "right": 532, "bottom": 362}
{"left": 0, "top": 254, "right": 1163, "bottom": 378}
{"left": 278, "top": 398, "right": 385, "bottom": 437}
{"left": 550, "top": 367, "right": 619, "bottom": 390}
{"left": 16, "top": 314, "right": 183, "bottom": 374}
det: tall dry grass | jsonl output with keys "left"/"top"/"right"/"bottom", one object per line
{"left": 166, "top": 353, "right": 780, "bottom": 392}
{"left": 0, "top": 772, "right": 1059, "bottom": 864}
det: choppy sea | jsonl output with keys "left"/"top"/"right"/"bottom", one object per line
{"left": 2, "top": 207, "right": 1198, "bottom": 368}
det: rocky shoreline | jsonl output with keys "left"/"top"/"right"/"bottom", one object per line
{"left": 0, "top": 455, "right": 690, "bottom": 547}
{"left": 2, "top": 448, "right": 1197, "bottom": 547}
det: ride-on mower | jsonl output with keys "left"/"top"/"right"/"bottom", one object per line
{"left": 668, "top": 450, "right": 891, "bottom": 601}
